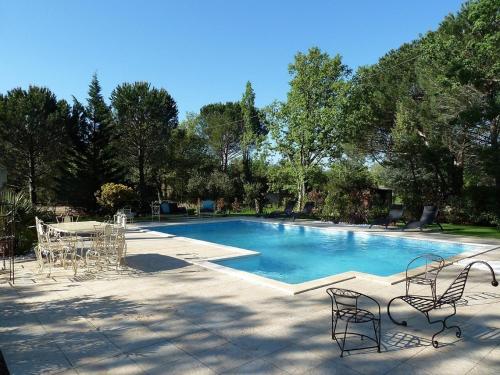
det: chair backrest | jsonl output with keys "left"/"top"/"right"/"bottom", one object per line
{"left": 200, "top": 200, "right": 215, "bottom": 211}
{"left": 302, "top": 202, "right": 315, "bottom": 215}
{"left": 438, "top": 261, "right": 498, "bottom": 305}
{"left": 406, "top": 253, "right": 445, "bottom": 280}
{"left": 326, "top": 288, "right": 361, "bottom": 312}
{"left": 284, "top": 200, "right": 296, "bottom": 215}
{"left": 151, "top": 201, "right": 161, "bottom": 215}
{"left": 419, "top": 205, "right": 438, "bottom": 225}
{"left": 388, "top": 205, "right": 404, "bottom": 220}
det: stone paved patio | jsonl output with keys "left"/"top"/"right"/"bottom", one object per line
{"left": 1, "top": 220, "right": 499, "bottom": 374}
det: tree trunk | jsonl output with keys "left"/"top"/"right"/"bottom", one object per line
{"left": 490, "top": 117, "right": 500, "bottom": 214}
{"left": 297, "top": 173, "right": 306, "bottom": 210}
{"left": 243, "top": 147, "right": 251, "bottom": 182}
{"left": 138, "top": 148, "right": 145, "bottom": 211}
{"left": 254, "top": 198, "right": 261, "bottom": 215}
{"left": 28, "top": 149, "right": 37, "bottom": 204}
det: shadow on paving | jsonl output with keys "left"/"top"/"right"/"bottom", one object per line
{"left": 0, "top": 254, "right": 499, "bottom": 374}
{"left": 125, "top": 253, "right": 191, "bottom": 273}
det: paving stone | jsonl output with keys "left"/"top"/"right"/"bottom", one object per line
{"left": 73, "top": 354, "right": 146, "bottom": 374}
{"left": 222, "top": 358, "right": 288, "bottom": 374}
{"left": 190, "top": 342, "right": 257, "bottom": 373}
{"left": 125, "top": 340, "right": 197, "bottom": 372}
{"left": 2, "top": 338, "right": 72, "bottom": 375}
{"left": 169, "top": 329, "right": 228, "bottom": 356}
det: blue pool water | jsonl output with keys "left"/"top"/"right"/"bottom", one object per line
{"left": 155, "top": 220, "right": 473, "bottom": 284}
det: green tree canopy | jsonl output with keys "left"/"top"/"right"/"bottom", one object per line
{"left": 0, "top": 86, "right": 69, "bottom": 203}
{"left": 266, "top": 47, "right": 351, "bottom": 207}
{"left": 110, "top": 82, "right": 178, "bottom": 209}
{"left": 59, "top": 74, "right": 119, "bottom": 207}
{"left": 240, "top": 81, "right": 267, "bottom": 181}
{"left": 198, "top": 102, "right": 243, "bottom": 172}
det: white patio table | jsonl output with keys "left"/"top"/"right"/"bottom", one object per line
{"left": 48, "top": 220, "right": 106, "bottom": 235}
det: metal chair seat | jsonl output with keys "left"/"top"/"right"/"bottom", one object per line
{"left": 389, "top": 261, "right": 498, "bottom": 348}
{"left": 400, "top": 295, "right": 436, "bottom": 313}
{"left": 409, "top": 276, "right": 435, "bottom": 285}
{"left": 327, "top": 287, "right": 381, "bottom": 357}
{"left": 337, "top": 308, "right": 375, "bottom": 323}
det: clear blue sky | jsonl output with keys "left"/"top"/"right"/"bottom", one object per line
{"left": 1, "top": 0, "right": 464, "bottom": 119}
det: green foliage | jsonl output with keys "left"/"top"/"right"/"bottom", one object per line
{"left": 186, "top": 170, "right": 235, "bottom": 201}
{"left": 346, "top": 0, "right": 500, "bottom": 222}
{"left": 95, "top": 183, "right": 137, "bottom": 213}
{"left": 199, "top": 102, "right": 243, "bottom": 172}
{"left": 0, "top": 86, "right": 69, "bottom": 203}
{"left": 240, "top": 82, "right": 267, "bottom": 181}
{"left": 322, "top": 160, "right": 375, "bottom": 223}
{"left": 266, "top": 47, "right": 350, "bottom": 208}
{"left": 0, "top": 188, "right": 48, "bottom": 254}
{"left": 111, "top": 82, "right": 178, "bottom": 209}
{"left": 58, "top": 74, "right": 120, "bottom": 208}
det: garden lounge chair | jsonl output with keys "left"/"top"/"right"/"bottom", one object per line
{"left": 268, "top": 200, "right": 297, "bottom": 219}
{"left": 199, "top": 200, "right": 215, "bottom": 216}
{"left": 369, "top": 204, "right": 405, "bottom": 229}
{"left": 160, "top": 201, "right": 188, "bottom": 216}
{"left": 404, "top": 205, "right": 443, "bottom": 231}
{"left": 387, "top": 260, "right": 498, "bottom": 348}
{"left": 292, "top": 201, "right": 315, "bottom": 221}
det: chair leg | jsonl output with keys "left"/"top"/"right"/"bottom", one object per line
{"left": 443, "top": 303, "right": 461, "bottom": 338}
{"left": 340, "top": 320, "right": 349, "bottom": 357}
{"left": 431, "top": 282, "right": 437, "bottom": 302}
{"left": 387, "top": 297, "right": 408, "bottom": 326}
{"left": 429, "top": 304, "right": 460, "bottom": 348}
{"left": 431, "top": 320, "right": 446, "bottom": 348}
{"left": 373, "top": 319, "right": 381, "bottom": 352}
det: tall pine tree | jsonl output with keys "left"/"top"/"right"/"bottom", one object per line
{"left": 240, "top": 81, "right": 266, "bottom": 182}
{"left": 59, "top": 74, "right": 119, "bottom": 208}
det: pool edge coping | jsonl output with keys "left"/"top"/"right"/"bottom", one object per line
{"left": 135, "top": 218, "right": 500, "bottom": 295}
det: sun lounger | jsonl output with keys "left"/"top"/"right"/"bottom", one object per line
{"left": 404, "top": 205, "right": 442, "bottom": 231}
{"left": 369, "top": 204, "right": 405, "bottom": 229}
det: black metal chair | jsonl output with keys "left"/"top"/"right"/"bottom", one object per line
{"left": 404, "top": 205, "right": 443, "bottom": 231}
{"left": 292, "top": 201, "right": 315, "bottom": 221}
{"left": 405, "top": 254, "right": 445, "bottom": 301}
{"left": 0, "top": 204, "right": 15, "bottom": 283}
{"left": 388, "top": 260, "right": 498, "bottom": 348}
{"left": 369, "top": 204, "right": 405, "bottom": 229}
{"left": 326, "top": 287, "right": 381, "bottom": 357}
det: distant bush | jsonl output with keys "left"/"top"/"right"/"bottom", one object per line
{"left": 95, "top": 183, "right": 137, "bottom": 213}
{"left": 321, "top": 160, "right": 375, "bottom": 223}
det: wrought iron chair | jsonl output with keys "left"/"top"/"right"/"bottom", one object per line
{"left": 0, "top": 206, "right": 15, "bottom": 283}
{"left": 388, "top": 260, "right": 498, "bottom": 348}
{"left": 405, "top": 254, "right": 445, "bottom": 301}
{"left": 151, "top": 202, "right": 161, "bottom": 222}
{"left": 56, "top": 215, "right": 78, "bottom": 223}
{"left": 86, "top": 224, "right": 112, "bottom": 271}
{"left": 326, "top": 287, "right": 381, "bottom": 357}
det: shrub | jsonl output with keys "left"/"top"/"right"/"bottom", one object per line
{"left": 216, "top": 198, "right": 226, "bottom": 213}
{"left": 231, "top": 198, "right": 242, "bottom": 212}
{"left": 95, "top": 183, "right": 137, "bottom": 213}
{"left": 321, "top": 160, "right": 375, "bottom": 223}
{"left": 0, "top": 189, "right": 49, "bottom": 254}
{"left": 243, "top": 182, "right": 267, "bottom": 214}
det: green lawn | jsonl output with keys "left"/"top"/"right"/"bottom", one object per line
{"left": 432, "top": 223, "right": 500, "bottom": 240}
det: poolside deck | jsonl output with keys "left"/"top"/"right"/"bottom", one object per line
{"left": 1, "top": 219, "right": 499, "bottom": 374}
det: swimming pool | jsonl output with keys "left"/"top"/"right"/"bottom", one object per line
{"left": 155, "top": 220, "right": 474, "bottom": 284}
